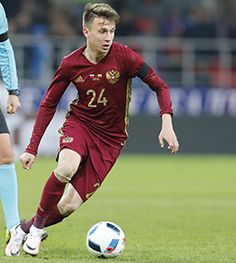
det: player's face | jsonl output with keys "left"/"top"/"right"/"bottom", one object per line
{"left": 83, "top": 17, "right": 116, "bottom": 56}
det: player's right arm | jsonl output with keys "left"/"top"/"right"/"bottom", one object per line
{"left": 23, "top": 59, "right": 70, "bottom": 159}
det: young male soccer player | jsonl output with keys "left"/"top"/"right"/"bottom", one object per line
{"left": 6, "top": 2, "right": 179, "bottom": 256}
{"left": 0, "top": 2, "right": 21, "bottom": 243}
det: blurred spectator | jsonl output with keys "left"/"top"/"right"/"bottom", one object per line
{"left": 226, "top": 6, "right": 236, "bottom": 38}
{"left": 116, "top": 9, "right": 138, "bottom": 36}
{"left": 48, "top": 4, "right": 76, "bottom": 35}
{"left": 183, "top": 7, "right": 218, "bottom": 38}
{"left": 0, "top": 0, "right": 21, "bottom": 18}
{"left": 159, "top": 9, "right": 184, "bottom": 37}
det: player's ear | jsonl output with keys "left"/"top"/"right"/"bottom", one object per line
{"left": 83, "top": 27, "right": 89, "bottom": 38}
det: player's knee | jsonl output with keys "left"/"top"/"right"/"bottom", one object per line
{"left": 54, "top": 164, "right": 77, "bottom": 183}
{"left": 0, "top": 151, "right": 14, "bottom": 164}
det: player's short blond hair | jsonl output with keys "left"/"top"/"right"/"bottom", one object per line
{"left": 83, "top": 3, "right": 120, "bottom": 27}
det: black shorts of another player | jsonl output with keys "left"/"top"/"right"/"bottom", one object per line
{"left": 0, "top": 108, "right": 9, "bottom": 134}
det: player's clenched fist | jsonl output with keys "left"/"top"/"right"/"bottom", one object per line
{"left": 19, "top": 152, "right": 36, "bottom": 170}
{"left": 7, "top": 95, "right": 21, "bottom": 114}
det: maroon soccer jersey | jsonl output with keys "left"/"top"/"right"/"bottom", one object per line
{"left": 26, "top": 42, "right": 173, "bottom": 155}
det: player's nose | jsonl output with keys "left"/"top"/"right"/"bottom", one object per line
{"left": 105, "top": 32, "right": 113, "bottom": 41}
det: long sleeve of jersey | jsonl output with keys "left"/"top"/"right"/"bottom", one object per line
{"left": 141, "top": 65, "right": 173, "bottom": 116}
{"left": 124, "top": 46, "right": 173, "bottom": 116}
{"left": 25, "top": 61, "right": 70, "bottom": 155}
{"left": 0, "top": 3, "right": 18, "bottom": 91}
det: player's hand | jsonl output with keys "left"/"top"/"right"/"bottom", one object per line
{"left": 7, "top": 95, "right": 21, "bottom": 114}
{"left": 158, "top": 113, "right": 179, "bottom": 154}
{"left": 158, "top": 128, "right": 179, "bottom": 153}
{"left": 19, "top": 152, "right": 36, "bottom": 170}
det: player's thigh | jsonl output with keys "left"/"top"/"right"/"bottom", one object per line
{"left": 0, "top": 109, "right": 13, "bottom": 162}
{"left": 55, "top": 148, "right": 81, "bottom": 179}
{"left": 0, "top": 133, "right": 14, "bottom": 163}
{"left": 58, "top": 183, "right": 83, "bottom": 215}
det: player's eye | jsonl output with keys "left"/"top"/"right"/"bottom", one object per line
{"left": 99, "top": 28, "right": 106, "bottom": 32}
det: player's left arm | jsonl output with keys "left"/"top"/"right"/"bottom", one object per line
{"left": 137, "top": 63, "right": 179, "bottom": 153}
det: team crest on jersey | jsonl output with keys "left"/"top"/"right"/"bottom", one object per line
{"left": 62, "top": 136, "right": 74, "bottom": 143}
{"left": 106, "top": 70, "right": 120, "bottom": 84}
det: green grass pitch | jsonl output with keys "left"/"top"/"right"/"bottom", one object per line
{"left": 0, "top": 155, "right": 236, "bottom": 263}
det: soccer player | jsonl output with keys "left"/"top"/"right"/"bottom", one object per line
{"left": 0, "top": 2, "right": 21, "bottom": 244}
{"left": 6, "top": 2, "right": 179, "bottom": 256}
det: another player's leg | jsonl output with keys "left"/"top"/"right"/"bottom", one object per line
{"left": 5, "top": 224, "right": 26, "bottom": 256}
{"left": 0, "top": 132, "right": 20, "bottom": 252}
{"left": 23, "top": 149, "right": 81, "bottom": 256}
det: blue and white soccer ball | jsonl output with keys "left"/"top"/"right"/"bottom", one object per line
{"left": 86, "top": 221, "right": 126, "bottom": 258}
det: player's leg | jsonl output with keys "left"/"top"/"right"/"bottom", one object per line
{"left": 5, "top": 148, "right": 81, "bottom": 256}
{"left": 21, "top": 137, "right": 115, "bottom": 233}
{"left": 32, "top": 148, "right": 81, "bottom": 228}
{"left": 21, "top": 183, "right": 83, "bottom": 230}
{"left": 41, "top": 184, "right": 83, "bottom": 227}
{"left": 30, "top": 120, "right": 88, "bottom": 228}
{"left": 0, "top": 110, "right": 20, "bottom": 239}
{"left": 0, "top": 134, "right": 20, "bottom": 241}
{"left": 23, "top": 148, "right": 81, "bottom": 256}
{"left": 52, "top": 183, "right": 83, "bottom": 218}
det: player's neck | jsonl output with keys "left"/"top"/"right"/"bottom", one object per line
{"left": 83, "top": 47, "right": 107, "bottom": 64}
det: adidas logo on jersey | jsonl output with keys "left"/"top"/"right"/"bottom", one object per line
{"left": 75, "top": 75, "right": 84, "bottom": 83}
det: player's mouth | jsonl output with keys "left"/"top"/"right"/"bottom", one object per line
{"left": 102, "top": 44, "right": 110, "bottom": 50}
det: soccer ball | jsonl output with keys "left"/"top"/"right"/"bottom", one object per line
{"left": 86, "top": 221, "right": 126, "bottom": 258}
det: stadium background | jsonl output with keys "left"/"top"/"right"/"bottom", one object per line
{"left": 0, "top": 0, "right": 236, "bottom": 154}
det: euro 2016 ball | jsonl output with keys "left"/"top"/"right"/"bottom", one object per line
{"left": 86, "top": 221, "right": 126, "bottom": 258}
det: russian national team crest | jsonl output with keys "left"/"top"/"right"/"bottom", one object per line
{"left": 106, "top": 70, "right": 120, "bottom": 84}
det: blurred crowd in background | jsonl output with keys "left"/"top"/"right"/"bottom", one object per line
{"left": 2, "top": 0, "right": 236, "bottom": 38}
{"left": 1, "top": 0, "right": 236, "bottom": 88}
